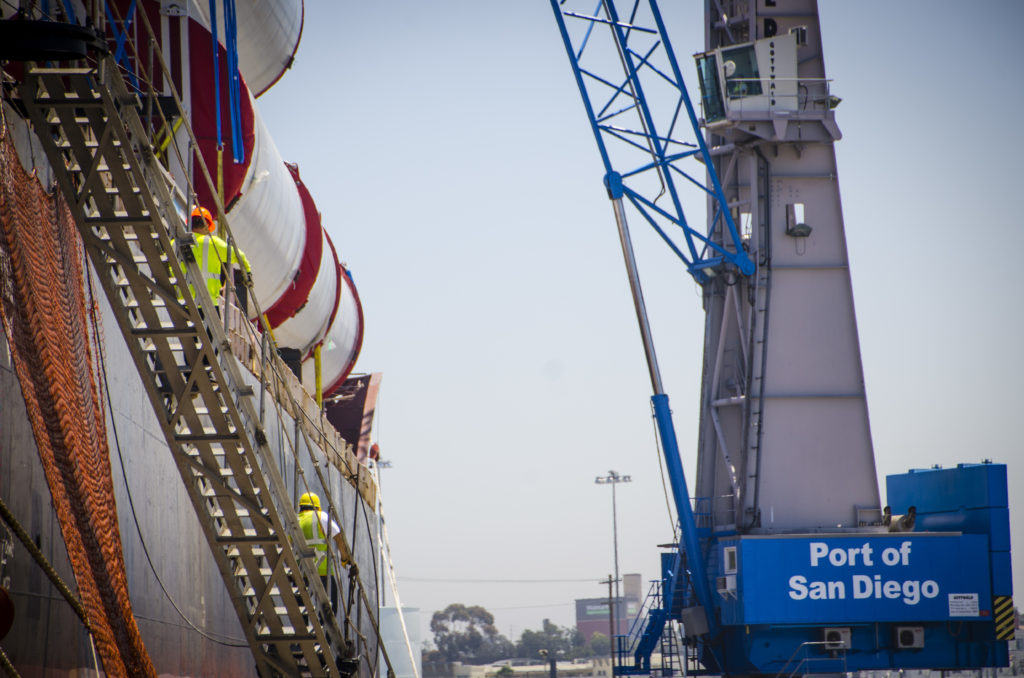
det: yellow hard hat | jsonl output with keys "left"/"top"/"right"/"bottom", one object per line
{"left": 298, "top": 492, "right": 321, "bottom": 511}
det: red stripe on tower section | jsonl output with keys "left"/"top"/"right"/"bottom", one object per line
{"left": 322, "top": 267, "right": 366, "bottom": 398}
{"left": 188, "top": 17, "right": 256, "bottom": 211}
{"left": 263, "top": 162, "right": 323, "bottom": 327}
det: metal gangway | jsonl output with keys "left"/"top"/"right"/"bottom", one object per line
{"left": 19, "top": 51, "right": 364, "bottom": 677}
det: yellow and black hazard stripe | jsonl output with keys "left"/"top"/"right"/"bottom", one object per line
{"left": 994, "top": 596, "right": 1015, "bottom": 640}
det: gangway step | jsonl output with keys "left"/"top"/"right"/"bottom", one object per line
{"left": 216, "top": 535, "right": 280, "bottom": 545}
{"left": 174, "top": 433, "right": 242, "bottom": 443}
{"left": 85, "top": 215, "right": 154, "bottom": 226}
{"left": 257, "top": 634, "right": 318, "bottom": 643}
{"left": 55, "top": 137, "right": 122, "bottom": 151}
{"left": 34, "top": 96, "right": 104, "bottom": 109}
{"left": 131, "top": 327, "right": 199, "bottom": 338}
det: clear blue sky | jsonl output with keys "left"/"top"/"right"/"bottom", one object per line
{"left": 258, "top": 1, "right": 1024, "bottom": 643}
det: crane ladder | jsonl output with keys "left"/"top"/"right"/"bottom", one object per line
{"left": 19, "top": 55, "right": 348, "bottom": 677}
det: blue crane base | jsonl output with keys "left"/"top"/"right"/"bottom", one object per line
{"left": 614, "top": 463, "right": 1014, "bottom": 676}
{"left": 707, "top": 621, "right": 1008, "bottom": 676}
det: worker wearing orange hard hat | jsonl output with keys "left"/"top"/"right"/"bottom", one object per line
{"left": 188, "top": 205, "right": 251, "bottom": 305}
{"left": 190, "top": 205, "right": 215, "bottom": 233}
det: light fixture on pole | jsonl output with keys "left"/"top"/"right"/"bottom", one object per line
{"left": 595, "top": 470, "right": 631, "bottom": 636}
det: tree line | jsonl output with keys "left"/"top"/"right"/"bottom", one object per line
{"left": 424, "top": 604, "right": 610, "bottom": 665}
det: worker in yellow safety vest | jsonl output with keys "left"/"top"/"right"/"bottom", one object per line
{"left": 298, "top": 492, "right": 352, "bottom": 610}
{"left": 188, "top": 206, "right": 251, "bottom": 305}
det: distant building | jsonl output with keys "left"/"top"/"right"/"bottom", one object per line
{"left": 435, "top": 657, "right": 613, "bottom": 678}
{"left": 575, "top": 573, "right": 642, "bottom": 641}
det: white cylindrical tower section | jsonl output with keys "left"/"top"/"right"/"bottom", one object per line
{"left": 188, "top": 0, "right": 303, "bottom": 96}
{"left": 303, "top": 267, "right": 363, "bottom": 398}
{"left": 227, "top": 102, "right": 305, "bottom": 311}
{"left": 180, "top": 4, "right": 364, "bottom": 398}
{"left": 235, "top": 0, "right": 303, "bottom": 95}
{"left": 273, "top": 228, "right": 338, "bottom": 352}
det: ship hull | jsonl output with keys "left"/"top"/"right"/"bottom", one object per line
{"left": 0, "top": 293, "right": 380, "bottom": 675}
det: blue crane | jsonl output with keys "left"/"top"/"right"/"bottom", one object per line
{"left": 551, "top": 1, "right": 1013, "bottom": 676}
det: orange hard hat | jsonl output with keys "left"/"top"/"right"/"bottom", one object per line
{"left": 190, "top": 206, "right": 215, "bottom": 233}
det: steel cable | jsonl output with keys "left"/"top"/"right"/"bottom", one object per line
{"left": 0, "top": 495, "right": 90, "bottom": 629}
{"left": 0, "top": 645, "right": 21, "bottom": 678}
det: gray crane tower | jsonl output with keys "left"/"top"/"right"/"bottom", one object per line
{"left": 693, "top": 0, "right": 881, "bottom": 535}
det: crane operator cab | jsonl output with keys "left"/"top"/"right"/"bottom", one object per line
{"left": 695, "top": 31, "right": 807, "bottom": 126}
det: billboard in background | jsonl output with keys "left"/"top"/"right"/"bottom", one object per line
{"left": 575, "top": 598, "right": 639, "bottom": 640}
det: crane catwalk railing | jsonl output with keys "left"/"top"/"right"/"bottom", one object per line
{"left": 19, "top": 55, "right": 348, "bottom": 677}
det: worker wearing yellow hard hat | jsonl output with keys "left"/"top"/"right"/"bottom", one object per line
{"left": 298, "top": 491, "right": 320, "bottom": 512}
{"left": 297, "top": 491, "right": 352, "bottom": 611}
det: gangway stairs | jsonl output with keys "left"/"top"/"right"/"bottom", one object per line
{"left": 19, "top": 54, "right": 350, "bottom": 677}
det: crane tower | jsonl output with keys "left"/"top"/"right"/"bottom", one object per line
{"left": 693, "top": 1, "right": 880, "bottom": 534}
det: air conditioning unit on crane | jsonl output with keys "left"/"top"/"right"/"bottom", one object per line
{"left": 716, "top": 574, "right": 737, "bottom": 598}
{"left": 895, "top": 626, "right": 925, "bottom": 649}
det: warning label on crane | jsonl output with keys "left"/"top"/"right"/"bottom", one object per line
{"left": 726, "top": 533, "right": 992, "bottom": 624}
{"left": 948, "top": 593, "right": 980, "bottom": 617}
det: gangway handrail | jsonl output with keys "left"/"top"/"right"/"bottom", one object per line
{"left": 17, "top": 15, "right": 389, "bottom": 671}
{"left": 103, "top": 1, "right": 388, "bottom": 649}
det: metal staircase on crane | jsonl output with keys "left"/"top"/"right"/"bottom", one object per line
{"left": 615, "top": 563, "right": 698, "bottom": 676}
{"left": 19, "top": 54, "right": 350, "bottom": 677}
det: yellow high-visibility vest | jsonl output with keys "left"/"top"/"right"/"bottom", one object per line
{"left": 191, "top": 233, "right": 251, "bottom": 302}
{"left": 298, "top": 509, "right": 330, "bottom": 576}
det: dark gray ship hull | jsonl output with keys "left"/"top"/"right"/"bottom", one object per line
{"left": 0, "top": 295, "right": 380, "bottom": 676}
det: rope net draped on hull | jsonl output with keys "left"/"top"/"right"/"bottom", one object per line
{"left": 0, "top": 119, "right": 156, "bottom": 678}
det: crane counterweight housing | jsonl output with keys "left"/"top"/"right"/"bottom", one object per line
{"left": 702, "top": 463, "right": 1012, "bottom": 674}
{"left": 549, "top": 0, "right": 1013, "bottom": 675}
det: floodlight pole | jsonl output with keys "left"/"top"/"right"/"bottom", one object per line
{"left": 604, "top": 575, "right": 615, "bottom": 669}
{"left": 595, "top": 470, "right": 631, "bottom": 635}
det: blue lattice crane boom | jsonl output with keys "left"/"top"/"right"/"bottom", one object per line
{"left": 548, "top": 0, "right": 757, "bottom": 650}
{"left": 550, "top": 0, "right": 753, "bottom": 284}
